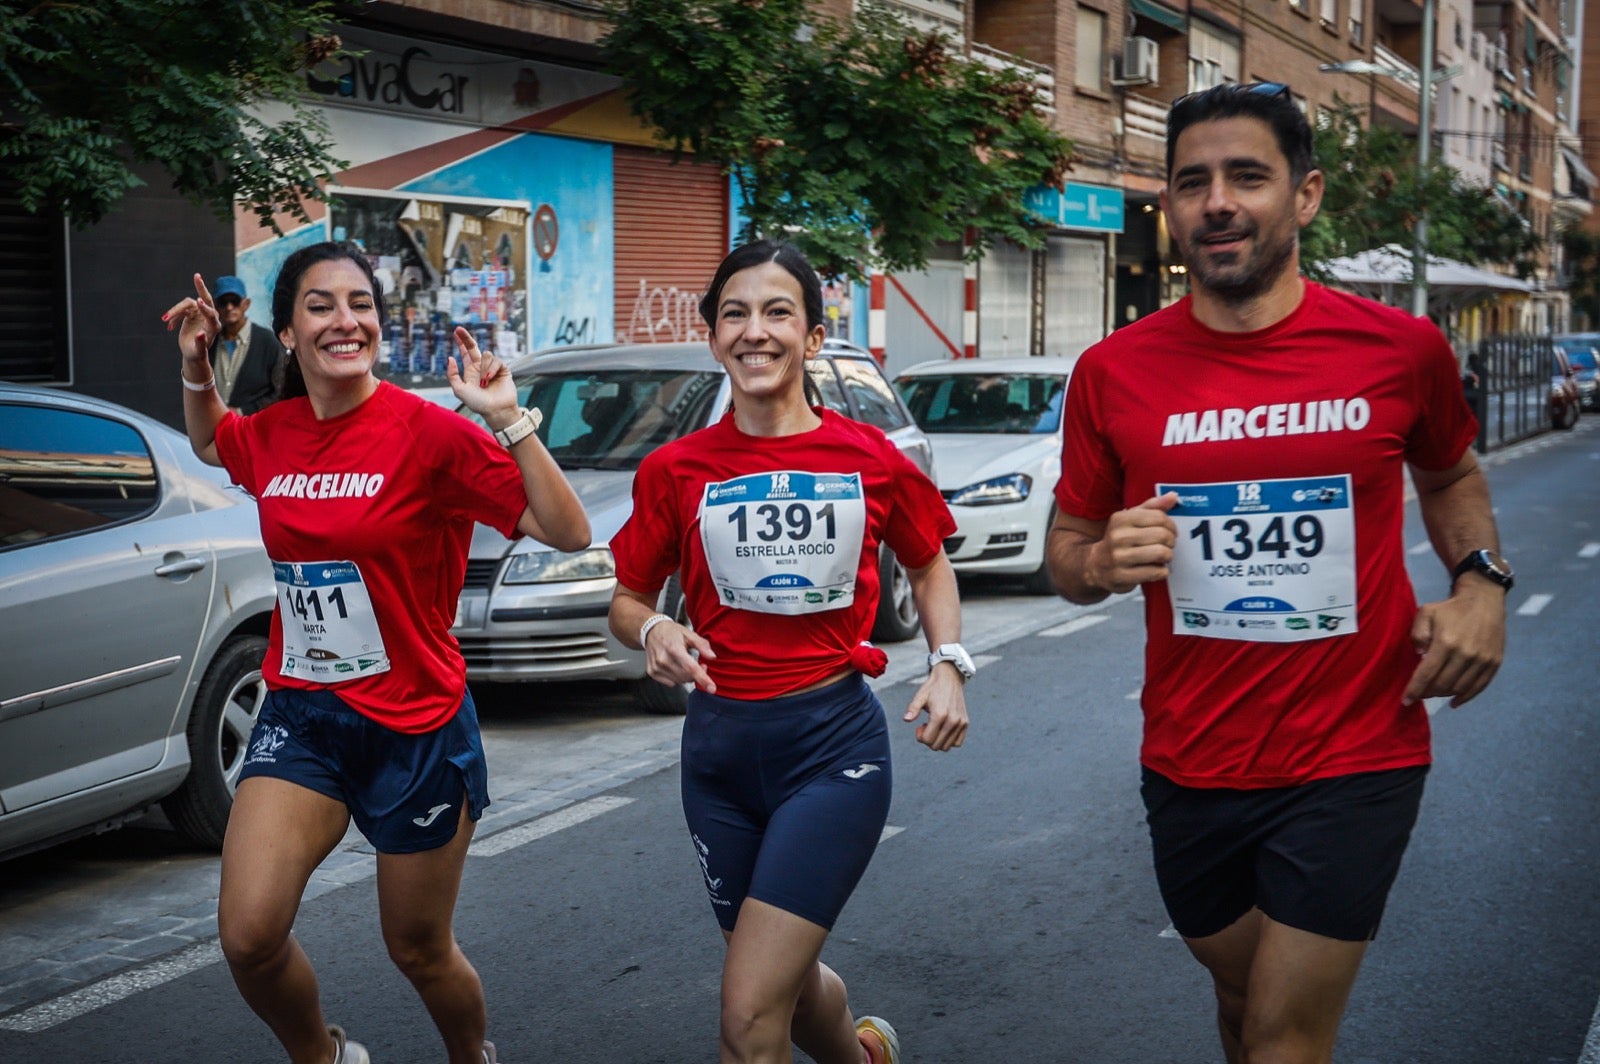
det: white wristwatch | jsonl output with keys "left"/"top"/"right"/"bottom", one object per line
{"left": 927, "top": 643, "right": 976, "bottom": 681}
{"left": 492, "top": 406, "right": 543, "bottom": 447}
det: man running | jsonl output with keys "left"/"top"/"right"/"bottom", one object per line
{"left": 1047, "top": 82, "right": 1509, "bottom": 1063}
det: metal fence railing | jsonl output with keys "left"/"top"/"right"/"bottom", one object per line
{"left": 1461, "top": 333, "right": 1557, "bottom": 452}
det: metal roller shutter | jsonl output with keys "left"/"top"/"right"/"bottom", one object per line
{"left": 613, "top": 147, "right": 728, "bottom": 344}
{"left": 0, "top": 175, "right": 70, "bottom": 382}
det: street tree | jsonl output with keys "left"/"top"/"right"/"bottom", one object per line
{"left": 599, "top": 0, "right": 1074, "bottom": 279}
{"left": 1560, "top": 228, "right": 1600, "bottom": 329}
{"left": 1303, "top": 98, "right": 1541, "bottom": 280}
{"left": 0, "top": 0, "right": 346, "bottom": 230}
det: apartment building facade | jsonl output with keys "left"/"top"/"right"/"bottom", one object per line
{"left": 5, "top": 0, "right": 1580, "bottom": 417}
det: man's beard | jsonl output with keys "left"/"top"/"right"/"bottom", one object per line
{"left": 1185, "top": 226, "right": 1297, "bottom": 306}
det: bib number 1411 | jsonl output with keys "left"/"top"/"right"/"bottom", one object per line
{"left": 285, "top": 585, "right": 349, "bottom": 624}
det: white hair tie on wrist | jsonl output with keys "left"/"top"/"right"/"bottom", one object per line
{"left": 638, "top": 612, "right": 672, "bottom": 648}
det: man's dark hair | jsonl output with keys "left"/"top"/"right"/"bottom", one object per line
{"left": 1166, "top": 83, "right": 1317, "bottom": 184}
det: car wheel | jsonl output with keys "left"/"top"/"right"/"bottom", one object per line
{"left": 162, "top": 633, "right": 269, "bottom": 849}
{"left": 1022, "top": 507, "right": 1059, "bottom": 596}
{"left": 633, "top": 575, "right": 690, "bottom": 715}
{"left": 871, "top": 547, "right": 921, "bottom": 642}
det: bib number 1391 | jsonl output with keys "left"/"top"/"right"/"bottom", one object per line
{"left": 727, "top": 501, "right": 838, "bottom": 543}
{"left": 699, "top": 471, "right": 867, "bottom": 615}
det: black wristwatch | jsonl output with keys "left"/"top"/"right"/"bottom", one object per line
{"left": 1451, "top": 549, "right": 1514, "bottom": 592}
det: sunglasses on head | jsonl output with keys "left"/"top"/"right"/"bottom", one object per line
{"left": 1172, "top": 81, "right": 1291, "bottom": 110}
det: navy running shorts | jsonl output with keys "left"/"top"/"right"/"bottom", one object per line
{"left": 239, "top": 686, "right": 490, "bottom": 854}
{"left": 681, "top": 674, "right": 892, "bottom": 932}
{"left": 1141, "top": 764, "right": 1428, "bottom": 942}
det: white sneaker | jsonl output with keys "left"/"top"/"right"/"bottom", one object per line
{"left": 328, "top": 1024, "right": 371, "bottom": 1064}
{"left": 855, "top": 1016, "right": 900, "bottom": 1064}
{"left": 482, "top": 1040, "right": 499, "bottom": 1063}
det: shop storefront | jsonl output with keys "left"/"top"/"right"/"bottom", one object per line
{"left": 236, "top": 26, "right": 733, "bottom": 383}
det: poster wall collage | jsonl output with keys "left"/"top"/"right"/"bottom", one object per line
{"left": 328, "top": 190, "right": 533, "bottom": 379}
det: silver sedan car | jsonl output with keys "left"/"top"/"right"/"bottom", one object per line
{"left": 448, "top": 340, "right": 935, "bottom": 713}
{"left": 0, "top": 385, "right": 277, "bottom": 859}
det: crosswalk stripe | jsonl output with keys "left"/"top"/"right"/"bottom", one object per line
{"left": 1516, "top": 594, "right": 1554, "bottom": 617}
{"left": 1039, "top": 614, "right": 1109, "bottom": 637}
{"left": 471, "top": 796, "right": 634, "bottom": 857}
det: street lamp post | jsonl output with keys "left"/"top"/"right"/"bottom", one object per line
{"left": 1413, "top": 0, "right": 1435, "bottom": 318}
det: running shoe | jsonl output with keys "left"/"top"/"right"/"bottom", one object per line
{"left": 482, "top": 1040, "right": 498, "bottom": 1063}
{"left": 855, "top": 1016, "right": 900, "bottom": 1064}
{"left": 328, "top": 1024, "right": 371, "bottom": 1064}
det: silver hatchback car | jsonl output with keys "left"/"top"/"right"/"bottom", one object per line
{"left": 448, "top": 340, "right": 936, "bottom": 713}
{"left": 0, "top": 385, "right": 277, "bottom": 859}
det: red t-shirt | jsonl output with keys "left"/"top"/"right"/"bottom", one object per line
{"left": 611, "top": 409, "right": 955, "bottom": 700}
{"left": 215, "top": 382, "right": 529, "bottom": 733}
{"left": 1055, "top": 282, "right": 1478, "bottom": 788}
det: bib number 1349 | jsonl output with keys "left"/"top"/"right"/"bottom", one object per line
{"left": 1158, "top": 476, "right": 1357, "bottom": 643}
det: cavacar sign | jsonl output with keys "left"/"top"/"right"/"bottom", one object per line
{"left": 307, "top": 46, "right": 472, "bottom": 116}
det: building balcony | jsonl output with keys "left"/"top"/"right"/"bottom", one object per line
{"left": 969, "top": 41, "right": 1055, "bottom": 109}
{"left": 874, "top": 0, "right": 965, "bottom": 36}
{"left": 1373, "top": 42, "right": 1420, "bottom": 83}
{"left": 1124, "top": 92, "right": 1168, "bottom": 143}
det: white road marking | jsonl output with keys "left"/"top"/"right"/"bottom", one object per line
{"left": 880, "top": 825, "right": 905, "bottom": 842}
{"left": 1408, "top": 540, "right": 1433, "bottom": 555}
{"left": 1579, "top": 542, "right": 1600, "bottom": 559}
{"left": 0, "top": 940, "right": 223, "bottom": 1033}
{"left": 2, "top": 796, "right": 640, "bottom": 1031}
{"left": 1039, "top": 614, "right": 1109, "bottom": 637}
{"left": 471, "top": 796, "right": 634, "bottom": 857}
{"left": 973, "top": 654, "right": 1002, "bottom": 669}
{"left": 1578, "top": 987, "right": 1600, "bottom": 1063}
{"left": 1125, "top": 687, "right": 1143, "bottom": 701}
{"left": 1516, "top": 594, "right": 1554, "bottom": 617}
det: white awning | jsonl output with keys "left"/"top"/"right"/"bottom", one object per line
{"left": 1561, "top": 146, "right": 1598, "bottom": 189}
{"left": 1320, "top": 244, "right": 1532, "bottom": 313}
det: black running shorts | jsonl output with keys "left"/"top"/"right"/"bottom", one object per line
{"left": 1140, "top": 764, "right": 1428, "bottom": 942}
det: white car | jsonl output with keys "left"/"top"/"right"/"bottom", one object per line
{"left": 894, "top": 356, "right": 1078, "bottom": 594}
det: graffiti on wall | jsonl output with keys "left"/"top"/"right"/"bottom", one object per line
{"left": 553, "top": 314, "right": 594, "bottom": 345}
{"left": 624, "top": 278, "right": 704, "bottom": 343}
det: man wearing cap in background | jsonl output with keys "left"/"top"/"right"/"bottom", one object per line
{"left": 209, "top": 276, "right": 282, "bottom": 415}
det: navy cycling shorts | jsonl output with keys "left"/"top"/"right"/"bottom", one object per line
{"left": 239, "top": 686, "right": 490, "bottom": 854}
{"left": 681, "top": 674, "right": 892, "bottom": 932}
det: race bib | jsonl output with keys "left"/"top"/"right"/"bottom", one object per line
{"left": 1159, "top": 476, "right": 1357, "bottom": 643}
{"left": 698, "top": 471, "right": 867, "bottom": 615}
{"left": 272, "top": 559, "right": 392, "bottom": 682}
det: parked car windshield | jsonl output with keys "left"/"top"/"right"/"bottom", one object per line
{"left": 460, "top": 368, "right": 725, "bottom": 471}
{"left": 896, "top": 373, "right": 1066, "bottom": 434}
{"left": 1554, "top": 342, "right": 1598, "bottom": 372}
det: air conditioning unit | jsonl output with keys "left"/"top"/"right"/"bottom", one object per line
{"left": 1119, "top": 36, "right": 1159, "bottom": 85}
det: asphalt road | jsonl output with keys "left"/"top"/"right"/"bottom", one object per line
{"left": 1, "top": 419, "right": 1597, "bottom": 1063}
